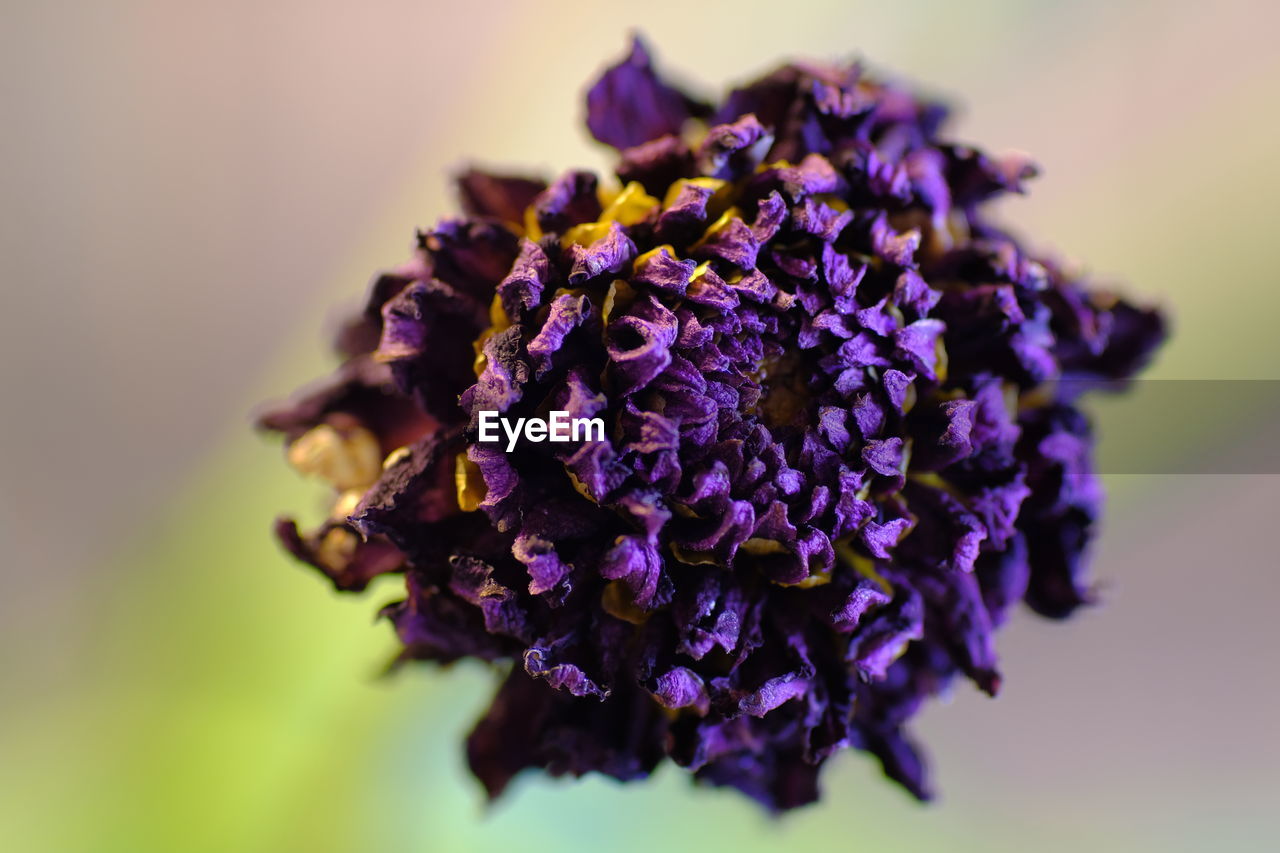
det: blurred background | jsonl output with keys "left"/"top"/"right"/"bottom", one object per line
{"left": 2, "top": 0, "right": 1278, "bottom": 850}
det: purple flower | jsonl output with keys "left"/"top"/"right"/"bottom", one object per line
{"left": 259, "top": 36, "right": 1164, "bottom": 812}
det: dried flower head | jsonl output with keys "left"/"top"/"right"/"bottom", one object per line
{"left": 260, "top": 37, "right": 1164, "bottom": 811}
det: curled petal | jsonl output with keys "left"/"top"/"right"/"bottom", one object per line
{"left": 569, "top": 221, "right": 637, "bottom": 283}
{"left": 601, "top": 535, "right": 665, "bottom": 609}
{"left": 650, "top": 667, "right": 709, "bottom": 713}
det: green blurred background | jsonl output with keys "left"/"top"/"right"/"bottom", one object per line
{"left": 3, "top": 1, "right": 1278, "bottom": 850}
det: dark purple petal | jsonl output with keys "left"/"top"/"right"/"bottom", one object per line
{"left": 832, "top": 581, "right": 893, "bottom": 632}
{"left": 275, "top": 517, "right": 404, "bottom": 592}
{"left": 527, "top": 292, "right": 593, "bottom": 379}
{"left": 569, "top": 221, "right": 637, "bottom": 283}
{"left": 693, "top": 216, "right": 759, "bottom": 269}
{"left": 650, "top": 666, "right": 709, "bottom": 712}
{"left": 524, "top": 644, "right": 610, "bottom": 699}
{"left": 633, "top": 246, "right": 695, "bottom": 295}
{"left": 456, "top": 168, "right": 546, "bottom": 224}
{"left": 586, "top": 36, "right": 706, "bottom": 150}
{"left": 376, "top": 278, "right": 487, "bottom": 422}
{"left": 697, "top": 114, "right": 773, "bottom": 180}
{"left": 893, "top": 318, "right": 946, "bottom": 380}
{"left": 497, "top": 238, "right": 554, "bottom": 319}
{"left": 607, "top": 293, "right": 678, "bottom": 394}
{"left": 513, "top": 532, "right": 572, "bottom": 596}
{"left": 617, "top": 135, "right": 696, "bottom": 196}
{"left": 533, "top": 170, "right": 601, "bottom": 234}
{"left": 600, "top": 535, "right": 664, "bottom": 609}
